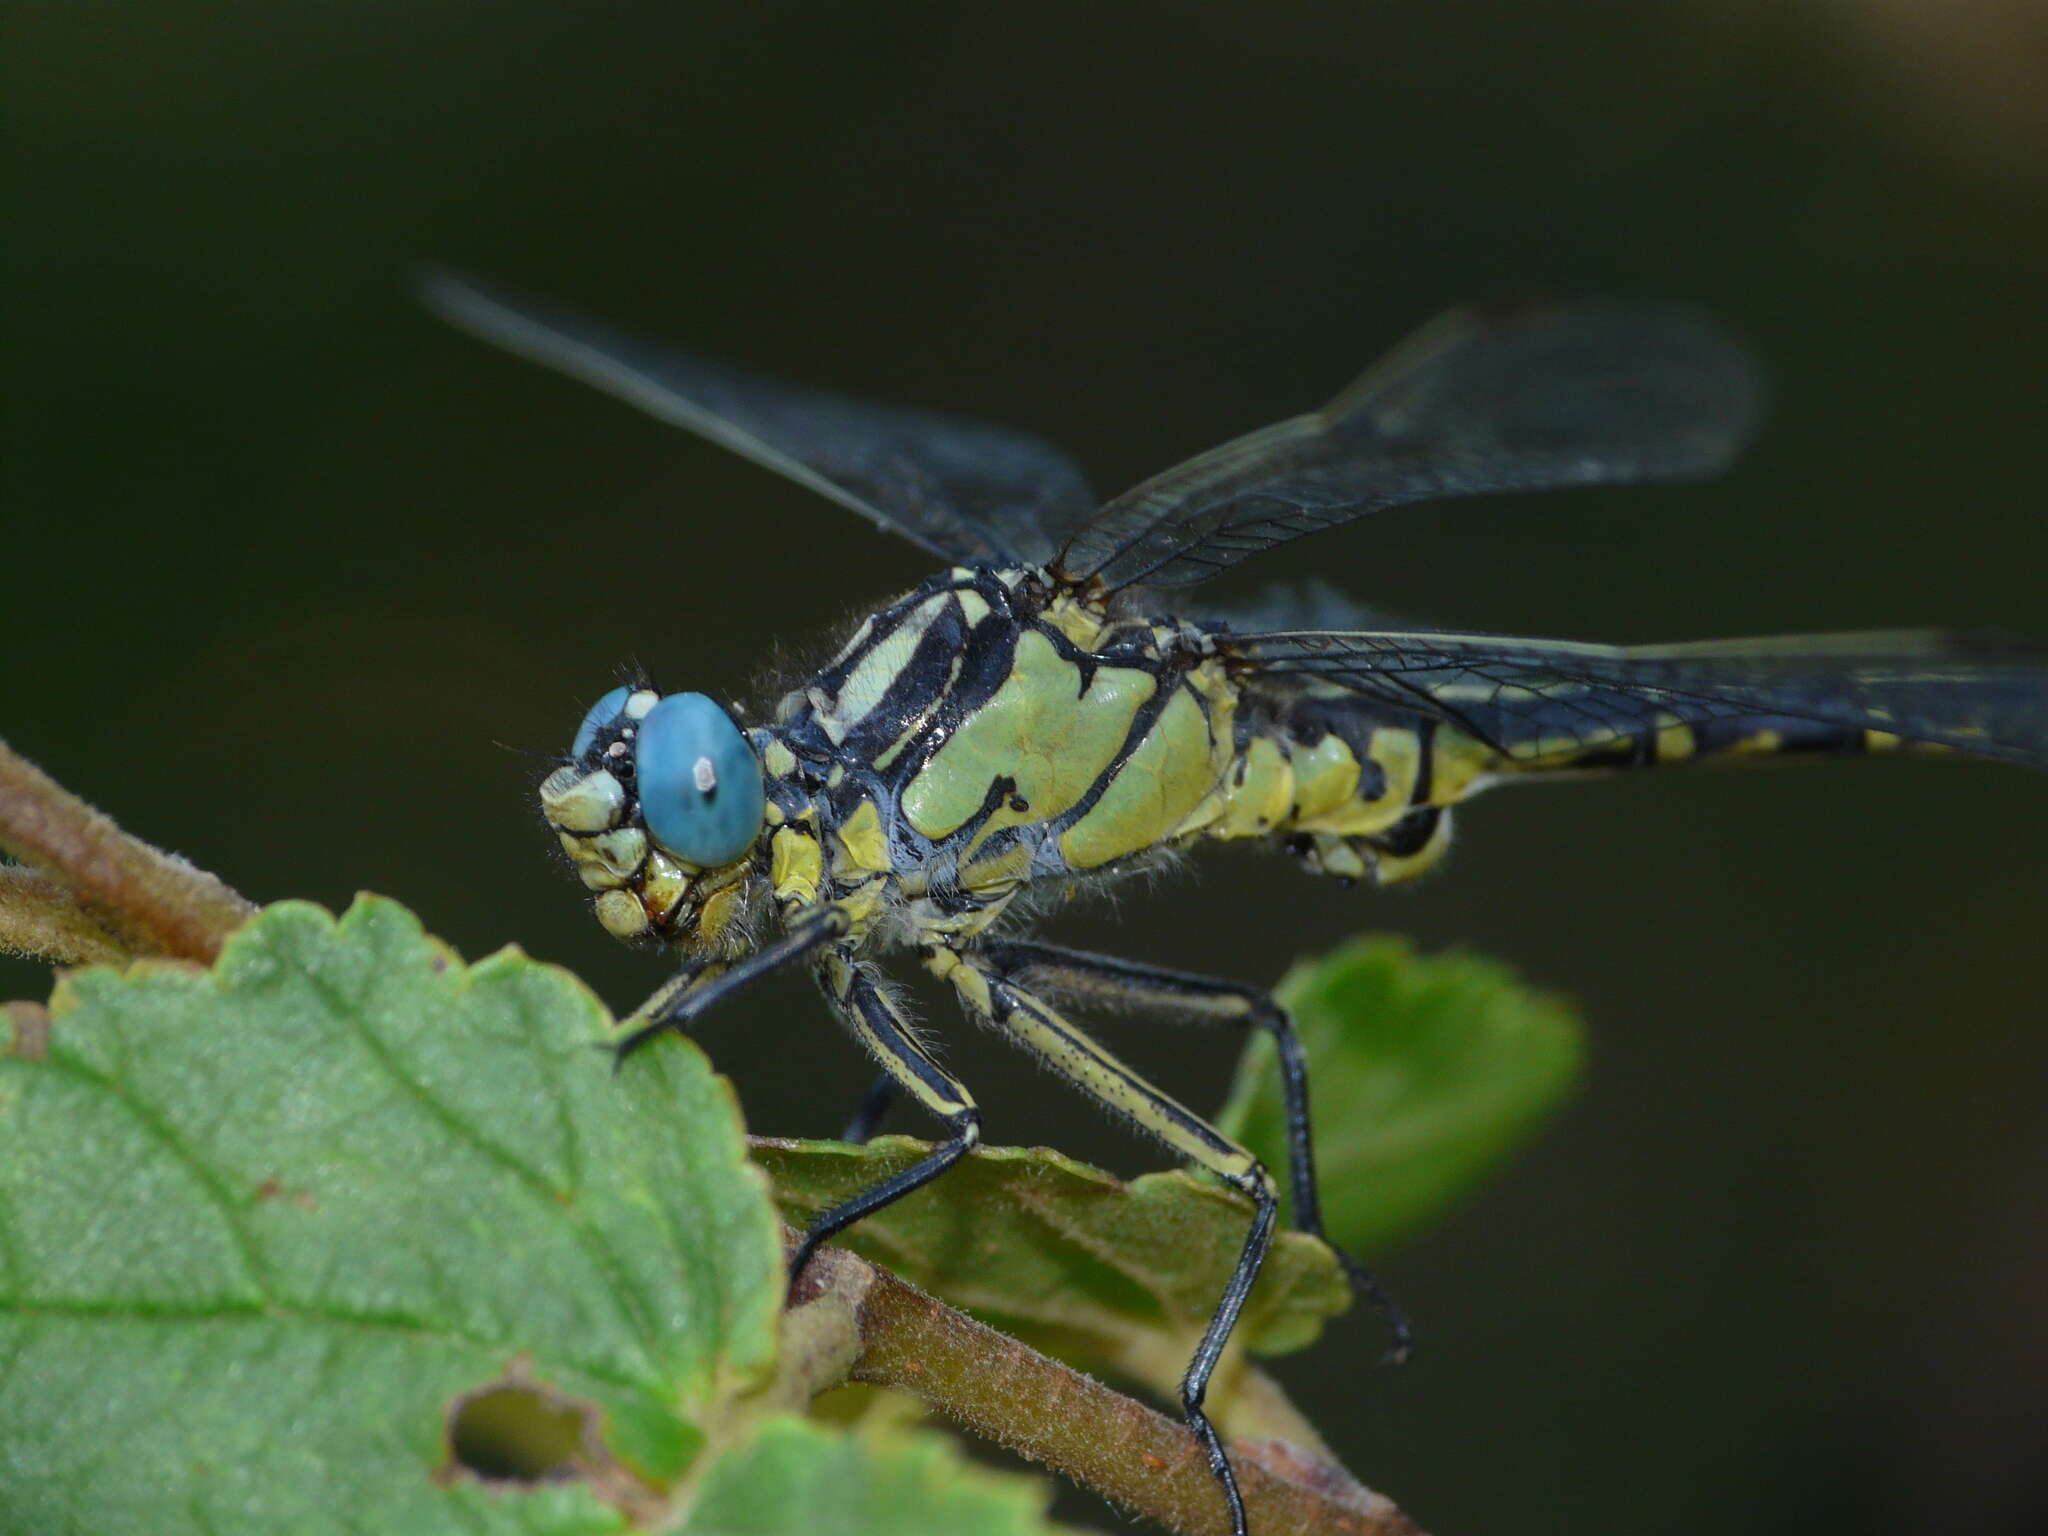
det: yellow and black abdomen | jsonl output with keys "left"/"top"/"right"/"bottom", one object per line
{"left": 1505, "top": 711, "right": 1930, "bottom": 773}
{"left": 1195, "top": 689, "right": 1482, "bottom": 885}
{"left": 1207, "top": 627, "right": 2047, "bottom": 891}
{"left": 1197, "top": 687, "right": 1947, "bottom": 889}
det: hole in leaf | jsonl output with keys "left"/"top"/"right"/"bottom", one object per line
{"left": 3, "top": 1002, "right": 50, "bottom": 1061}
{"left": 447, "top": 1382, "right": 588, "bottom": 1482}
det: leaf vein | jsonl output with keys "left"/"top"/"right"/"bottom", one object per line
{"left": 304, "top": 965, "right": 675, "bottom": 1384}
{"left": 34, "top": 1046, "right": 278, "bottom": 1301}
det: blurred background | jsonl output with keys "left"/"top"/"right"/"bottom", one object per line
{"left": 7, "top": 2, "right": 2046, "bottom": 1532}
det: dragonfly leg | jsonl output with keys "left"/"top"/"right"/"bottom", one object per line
{"left": 975, "top": 938, "right": 1412, "bottom": 1362}
{"left": 790, "top": 946, "right": 980, "bottom": 1284}
{"left": 927, "top": 943, "right": 1275, "bottom": 1536}
{"left": 840, "top": 1072, "right": 898, "bottom": 1144}
{"left": 614, "top": 906, "right": 849, "bottom": 1061}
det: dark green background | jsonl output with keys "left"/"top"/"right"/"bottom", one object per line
{"left": 8, "top": 4, "right": 2045, "bottom": 1533}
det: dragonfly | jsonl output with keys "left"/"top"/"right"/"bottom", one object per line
{"left": 427, "top": 273, "right": 2047, "bottom": 1535}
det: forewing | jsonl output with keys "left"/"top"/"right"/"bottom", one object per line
{"left": 1057, "top": 302, "right": 1763, "bottom": 593}
{"left": 1229, "top": 628, "right": 2048, "bottom": 766}
{"left": 423, "top": 272, "right": 1097, "bottom": 565}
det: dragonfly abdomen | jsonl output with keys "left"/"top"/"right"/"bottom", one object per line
{"left": 1194, "top": 690, "right": 1485, "bottom": 885}
{"left": 1494, "top": 712, "right": 1932, "bottom": 776}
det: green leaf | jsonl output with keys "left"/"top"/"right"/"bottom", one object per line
{"left": 685, "top": 1416, "right": 1055, "bottom": 1536}
{"left": 752, "top": 1136, "right": 1351, "bottom": 1373}
{"left": 1216, "top": 934, "right": 1584, "bottom": 1252}
{"left": 0, "top": 897, "right": 785, "bottom": 1536}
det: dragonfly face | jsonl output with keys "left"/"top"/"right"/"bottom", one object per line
{"left": 430, "top": 269, "right": 2045, "bottom": 1536}
{"left": 541, "top": 684, "right": 766, "bottom": 953}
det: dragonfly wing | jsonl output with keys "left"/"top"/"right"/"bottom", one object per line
{"left": 423, "top": 272, "right": 1098, "bottom": 566}
{"left": 1201, "top": 579, "right": 1424, "bottom": 635}
{"left": 1228, "top": 628, "right": 2048, "bottom": 766}
{"left": 1056, "top": 302, "right": 1763, "bottom": 593}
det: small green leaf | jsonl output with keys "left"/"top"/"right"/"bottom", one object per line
{"left": 685, "top": 1416, "right": 1056, "bottom": 1536}
{"left": 753, "top": 1136, "right": 1350, "bottom": 1370}
{"left": 1216, "top": 935, "right": 1584, "bottom": 1252}
{"left": 0, "top": 897, "right": 785, "bottom": 1536}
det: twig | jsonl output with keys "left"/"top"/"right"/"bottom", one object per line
{"left": 792, "top": 1240, "right": 1425, "bottom": 1536}
{"left": 0, "top": 739, "right": 255, "bottom": 962}
{"left": 0, "top": 866, "right": 134, "bottom": 965}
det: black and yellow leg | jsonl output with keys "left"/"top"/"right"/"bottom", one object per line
{"left": 613, "top": 906, "right": 850, "bottom": 1061}
{"left": 615, "top": 956, "right": 722, "bottom": 1059}
{"left": 925, "top": 944, "right": 1274, "bottom": 1536}
{"left": 792, "top": 946, "right": 981, "bottom": 1283}
{"left": 976, "top": 938, "right": 1412, "bottom": 1362}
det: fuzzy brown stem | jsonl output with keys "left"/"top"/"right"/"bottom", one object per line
{"left": 0, "top": 866, "right": 135, "bottom": 966}
{"left": 0, "top": 740, "right": 255, "bottom": 963}
{"left": 793, "top": 1242, "right": 1424, "bottom": 1536}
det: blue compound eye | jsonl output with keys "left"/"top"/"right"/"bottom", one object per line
{"left": 571, "top": 686, "right": 634, "bottom": 760}
{"left": 635, "top": 693, "right": 765, "bottom": 867}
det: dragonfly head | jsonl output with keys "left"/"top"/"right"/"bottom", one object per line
{"left": 540, "top": 685, "right": 766, "bottom": 951}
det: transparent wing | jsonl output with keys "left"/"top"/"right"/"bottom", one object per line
{"left": 423, "top": 272, "right": 1098, "bottom": 566}
{"left": 1056, "top": 302, "right": 1764, "bottom": 593}
{"left": 1202, "top": 578, "right": 1417, "bottom": 635}
{"left": 1228, "top": 628, "right": 2048, "bottom": 766}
